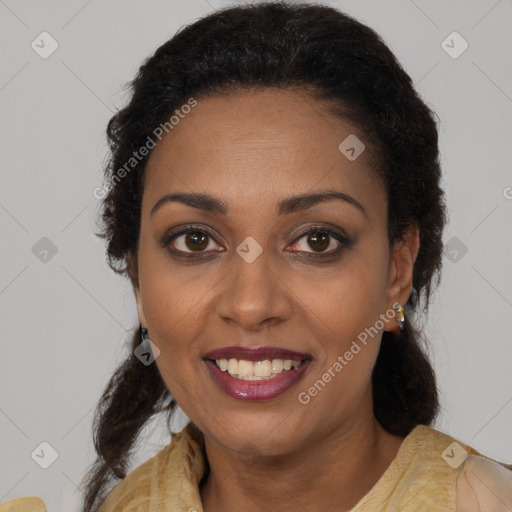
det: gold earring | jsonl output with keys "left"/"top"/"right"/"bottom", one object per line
{"left": 394, "top": 304, "right": 405, "bottom": 330}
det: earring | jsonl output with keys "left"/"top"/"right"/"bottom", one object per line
{"left": 394, "top": 304, "right": 405, "bottom": 331}
{"left": 140, "top": 324, "right": 149, "bottom": 341}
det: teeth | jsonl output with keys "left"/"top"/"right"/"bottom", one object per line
{"left": 271, "top": 359, "right": 284, "bottom": 373}
{"left": 228, "top": 358, "right": 238, "bottom": 375}
{"left": 238, "top": 360, "right": 253, "bottom": 377}
{"left": 214, "top": 358, "right": 303, "bottom": 380}
{"left": 254, "top": 360, "right": 272, "bottom": 377}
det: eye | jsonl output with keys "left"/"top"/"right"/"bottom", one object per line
{"left": 162, "top": 224, "right": 351, "bottom": 261}
{"left": 163, "top": 226, "right": 223, "bottom": 255}
{"left": 288, "top": 227, "right": 349, "bottom": 258}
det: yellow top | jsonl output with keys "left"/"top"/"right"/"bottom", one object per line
{"left": 2, "top": 423, "right": 511, "bottom": 511}
{"left": 0, "top": 498, "right": 46, "bottom": 512}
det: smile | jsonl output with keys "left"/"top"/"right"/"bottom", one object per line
{"left": 203, "top": 345, "right": 313, "bottom": 400}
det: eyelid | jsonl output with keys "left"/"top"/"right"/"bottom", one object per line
{"left": 289, "top": 223, "right": 350, "bottom": 244}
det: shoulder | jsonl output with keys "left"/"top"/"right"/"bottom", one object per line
{"left": 456, "top": 453, "right": 512, "bottom": 512}
{"left": 0, "top": 497, "right": 47, "bottom": 511}
{"left": 98, "top": 422, "right": 206, "bottom": 512}
{"left": 98, "top": 441, "right": 174, "bottom": 511}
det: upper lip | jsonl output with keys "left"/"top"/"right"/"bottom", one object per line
{"left": 204, "top": 346, "right": 312, "bottom": 362}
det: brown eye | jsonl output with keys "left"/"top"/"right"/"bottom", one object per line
{"left": 167, "top": 228, "right": 221, "bottom": 254}
{"left": 307, "top": 231, "right": 330, "bottom": 252}
{"left": 288, "top": 226, "right": 351, "bottom": 260}
{"left": 293, "top": 229, "right": 340, "bottom": 254}
{"left": 184, "top": 231, "right": 209, "bottom": 251}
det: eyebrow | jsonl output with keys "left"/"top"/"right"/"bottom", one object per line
{"left": 150, "top": 189, "right": 367, "bottom": 218}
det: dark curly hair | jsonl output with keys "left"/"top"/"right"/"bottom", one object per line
{"left": 81, "top": 2, "right": 446, "bottom": 510}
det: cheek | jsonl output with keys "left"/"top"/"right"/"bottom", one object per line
{"left": 297, "top": 242, "right": 390, "bottom": 345}
{"left": 136, "top": 242, "right": 211, "bottom": 390}
{"left": 293, "top": 241, "right": 390, "bottom": 402}
{"left": 141, "top": 272, "right": 213, "bottom": 413}
{"left": 137, "top": 226, "right": 218, "bottom": 342}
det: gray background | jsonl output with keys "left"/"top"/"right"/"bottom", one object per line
{"left": 1, "top": 0, "right": 511, "bottom": 510}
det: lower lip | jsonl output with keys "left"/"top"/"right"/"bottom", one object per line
{"left": 204, "top": 360, "right": 312, "bottom": 401}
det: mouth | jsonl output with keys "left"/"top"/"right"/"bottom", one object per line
{"left": 203, "top": 346, "right": 313, "bottom": 400}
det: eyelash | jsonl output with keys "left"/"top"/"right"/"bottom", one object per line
{"left": 161, "top": 224, "right": 352, "bottom": 262}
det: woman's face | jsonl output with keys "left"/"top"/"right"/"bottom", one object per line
{"left": 133, "top": 88, "right": 417, "bottom": 454}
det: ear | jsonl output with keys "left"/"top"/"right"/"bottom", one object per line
{"left": 386, "top": 225, "right": 420, "bottom": 315}
{"left": 127, "top": 252, "right": 147, "bottom": 327}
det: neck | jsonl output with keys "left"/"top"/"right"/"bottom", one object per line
{"left": 199, "top": 408, "right": 405, "bottom": 512}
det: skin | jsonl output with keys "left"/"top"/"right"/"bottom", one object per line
{"left": 132, "top": 88, "right": 420, "bottom": 511}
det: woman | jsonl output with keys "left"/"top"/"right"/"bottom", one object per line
{"left": 2, "top": 2, "right": 510, "bottom": 511}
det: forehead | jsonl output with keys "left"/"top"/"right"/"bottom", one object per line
{"left": 142, "top": 88, "right": 385, "bottom": 218}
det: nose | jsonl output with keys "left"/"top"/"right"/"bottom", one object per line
{"left": 215, "top": 249, "right": 292, "bottom": 330}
